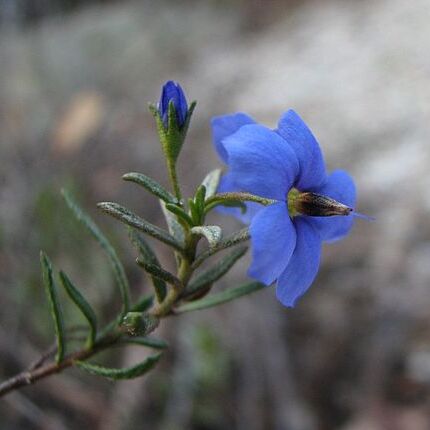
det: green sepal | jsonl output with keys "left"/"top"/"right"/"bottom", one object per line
{"left": 183, "top": 246, "right": 248, "bottom": 300}
{"left": 121, "top": 312, "right": 159, "bottom": 336}
{"left": 193, "top": 227, "right": 250, "bottom": 269}
{"left": 97, "top": 202, "right": 184, "bottom": 252}
{"left": 149, "top": 102, "right": 192, "bottom": 164}
{"left": 62, "top": 190, "right": 130, "bottom": 316}
{"left": 76, "top": 353, "right": 162, "bottom": 380}
{"left": 58, "top": 271, "right": 97, "bottom": 349}
{"left": 40, "top": 252, "right": 65, "bottom": 363}
{"left": 201, "top": 169, "right": 222, "bottom": 199}
{"left": 122, "top": 172, "right": 177, "bottom": 204}
{"left": 191, "top": 226, "right": 222, "bottom": 248}
{"left": 164, "top": 203, "right": 194, "bottom": 227}
{"left": 176, "top": 281, "right": 265, "bottom": 313}
{"left": 136, "top": 259, "right": 182, "bottom": 290}
{"left": 120, "top": 336, "right": 168, "bottom": 350}
{"left": 128, "top": 229, "right": 166, "bottom": 302}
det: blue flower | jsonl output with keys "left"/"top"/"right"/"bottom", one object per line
{"left": 159, "top": 81, "right": 188, "bottom": 128}
{"left": 212, "top": 110, "right": 358, "bottom": 307}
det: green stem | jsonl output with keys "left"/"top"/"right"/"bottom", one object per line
{"left": 151, "top": 234, "right": 197, "bottom": 317}
{"left": 167, "top": 160, "right": 182, "bottom": 202}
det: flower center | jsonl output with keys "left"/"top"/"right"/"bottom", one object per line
{"left": 287, "top": 188, "right": 352, "bottom": 217}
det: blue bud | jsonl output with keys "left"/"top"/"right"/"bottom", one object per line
{"left": 158, "top": 81, "right": 188, "bottom": 128}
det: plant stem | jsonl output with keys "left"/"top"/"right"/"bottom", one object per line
{"left": 0, "top": 332, "right": 119, "bottom": 398}
{"left": 167, "top": 160, "right": 182, "bottom": 202}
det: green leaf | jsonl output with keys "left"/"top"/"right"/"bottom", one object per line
{"left": 128, "top": 229, "right": 166, "bottom": 302}
{"left": 97, "top": 201, "right": 184, "bottom": 252}
{"left": 160, "top": 200, "right": 185, "bottom": 247}
{"left": 194, "top": 185, "right": 207, "bottom": 215}
{"left": 164, "top": 203, "right": 194, "bottom": 227}
{"left": 59, "top": 271, "right": 97, "bottom": 349}
{"left": 201, "top": 169, "right": 222, "bottom": 199}
{"left": 132, "top": 295, "right": 154, "bottom": 312}
{"left": 183, "top": 246, "right": 247, "bottom": 299}
{"left": 176, "top": 281, "right": 265, "bottom": 313}
{"left": 120, "top": 336, "right": 168, "bottom": 350}
{"left": 188, "top": 198, "right": 200, "bottom": 225}
{"left": 62, "top": 190, "right": 130, "bottom": 316}
{"left": 191, "top": 226, "right": 222, "bottom": 248}
{"left": 205, "top": 199, "right": 247, "bottom": 215}
{"left": 136, "top": 260, "right": 182, "bottom": 290}
{"left": 193, "top": 228, "right": 250, "bottom": 269}
{"left": 122, "top": 172, "right": 177, "bottom": 204}
{"left": 40, "top": 252, "right": 65, "bottom": 363}
{"left": 76, "top": 353, "right": 162, "bottom": 380}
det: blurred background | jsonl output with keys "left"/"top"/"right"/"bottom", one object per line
{"left": 1, "top": 0, "right": 430, "bottom": 429}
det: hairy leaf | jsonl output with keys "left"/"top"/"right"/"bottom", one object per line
{"left": 136, "top": 260, "right": 182, "bottom": 290}
{"left": 98, "top": 201, "right": 183, "bottom": 252}
{"left": 122, "top": 172, "right": 177, "bottom": 204}
{"left": 191, "top": 225, "right": 222, "bottom": 248}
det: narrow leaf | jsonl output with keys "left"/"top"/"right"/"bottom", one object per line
{"left": 136, "top": 260, "right": 182, "bottom": 290}
{"left": 120, "top": 336, "right": 168, "bottom": 350}
{"left": 59, "top": 271, "right": 97, "bottom": 348}
{"left": 176, "top": 282, "right": 265, "bottom": 313}
{"left": 183, "top": 246, "right": 247, "bottom": 299}
{"left": 122, "top": 172, "right": 177, "bottom": 204}
{"left": 193, "top": 228, "right": 250, "bottom": 269}
{"left": 164, "top": 203, "right": 194, "bottom": 227}
{"left": 191, "top": 226, "right": 222, "bottom": 248}
{"left": 128, "top": 229, "right": 166, "bottom": 302}
{"left": 132, "top": 295, "right": 154, "bottom": 312}
{"left": 62, "top": 190, "right": 130, "bottom": 316}
{"left": 76, "top": 353, "right": 162, "bottom": 380}
{"left": 98, "top": 201, "right": 184, "bottom": 252}
{"left": 40, "top": 252, "right": 65, "bottom": 363}
{"left": 188, "top": 198, "right": 200, "bottom": 225}
{"left": 205, "top": 199, "right": 247, "bottom": 215}
{"left": 194, "top": 185, "right": 207, "bottom": 215}
{"left": 201, "top": 169, "right": 221, "bottom": 199}
{"left": 160, "top": 200, "right": 185, "bottom": 247}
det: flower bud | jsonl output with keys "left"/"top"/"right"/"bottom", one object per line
{"left": 158, "top": 81, "right": 188, "bottom": 129}
{"left": 121, "top": 312, "right": 159, "bottom": 336}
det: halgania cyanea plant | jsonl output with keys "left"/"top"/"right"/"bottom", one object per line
{"left": 0, "top": 81, "right": 368, "bottom": 397}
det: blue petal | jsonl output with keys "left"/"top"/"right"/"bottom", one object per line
{"left": 308, "top": 170, "right": 356, "bottom": 242}
{"left": 277, "top": 110, "right": 326, "bottom": 190}
{"left": 223, "top": 124, "right": 299, "bottom": 200}
{"left": 159, "top": 81, "right": 188, "bottom": 127}
{"left": 211, "top": 113, "right": 255, "bottom": 163}
{"left": 216, "top": 174, "right": 263, "bottom": 223}
{"left": 248, "top": 202, "right": 296, "bottom": 285}
{"left": 276, "top": 217, "right": 322, "bottom": 307}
